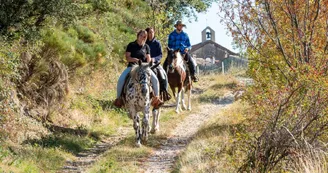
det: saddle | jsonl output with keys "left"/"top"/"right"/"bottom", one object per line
{"left": 119, "top": 74, "right": 131, "bottom": 107}
{"left": 120, "top": 69, "right": 159, "bottom": 106}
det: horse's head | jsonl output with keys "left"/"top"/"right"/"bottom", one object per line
{"left": 166, "top": 47, "right": 183, "bottom": 73}
{"left": 131, "top": 61, "right": 152, "bottom": 97}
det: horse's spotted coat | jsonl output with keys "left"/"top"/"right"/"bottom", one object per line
{"left": 124, "top": 62, "right": 153, "bottom": 147}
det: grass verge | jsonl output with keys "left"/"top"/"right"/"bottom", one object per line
{"left": 173, "top": 101, "right": 252, "bottom": 172}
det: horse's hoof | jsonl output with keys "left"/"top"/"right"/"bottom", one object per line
{"left": 187, "top": 107, "right": 191, "bottom": 111}
{"left": 135, "top": 142, "right": 141, "bottom": 148}
{"left": 175, "top": 110, "right": 180, "bottom": 114}
{"left": 141, "top": 138, "right": 148, "bottom": 145}
{"left": 150, "top": 127, "right": 159, "bottom": 134}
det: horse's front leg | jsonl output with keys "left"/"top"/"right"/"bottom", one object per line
{"left": 141, "top": 104, "right": 150, "bottom": 144}
{"left": 151, "top": 108, "right": 160, "bottom": 134}
{"left": 169, "top": 84, "right": 177, "bottom": 102}
{"left": 187, "top": 87, "right": 192, "bottom": 111}
{"left": 181, "top": 87, "right": 187, "bottom": 110}
{"left": 132, "top": 110, "right": 141, "bottom": 147}
{"left": 176, "top": 86, "right": 182, "bottom": 114}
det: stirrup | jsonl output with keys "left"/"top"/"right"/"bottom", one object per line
{"left": 192, "top": 75, "right": 199, "bottom": 82}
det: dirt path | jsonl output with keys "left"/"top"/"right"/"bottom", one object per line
{"left": 59, "top": 127, "right": 130, "bottom": 173}
{"left": 142, "top": 92, "right": 235, "bottom": 173}
{"left": 59, "top": 90, "right": 239, "bottom": 173}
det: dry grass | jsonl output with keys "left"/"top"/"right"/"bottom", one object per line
{"left": 174, "top": 101, "right": 251, "bottom": 172}
{"left": 0, "top": 62, "right": 128, "bottom": 172}
{"left": 290, "top": 149, "right": 328, "bottom": 173}
{"left": 0, "top": 141, "right": 74, "bottom": 173}
{"left": 87, "top": 136, "right": 152, "bottom": 173}
{"left": 195, "top": 74, "right": 239, "bottom": 104}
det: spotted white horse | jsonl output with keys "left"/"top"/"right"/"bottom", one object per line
{"left": 124, "top": 61, "right": 158, "bottom": 147}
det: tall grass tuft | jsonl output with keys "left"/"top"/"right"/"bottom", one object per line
{"left": 290, "top": 145, "right": 328, "bottom": 173}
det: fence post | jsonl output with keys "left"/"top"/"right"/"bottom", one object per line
{"left": 222, "top": 61, "right": 225, "bottom": 74}
{"left": 196, "top": 66, "right": 199, "bottom": 75}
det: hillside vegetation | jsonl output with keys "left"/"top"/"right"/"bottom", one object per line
{"left": 0, "top": 0, "right": 215, "bottom": 171}
{"left": 1, "top": 0, "right": 327, "bottom": 172}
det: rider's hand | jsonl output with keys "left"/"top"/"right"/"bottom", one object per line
{"left": 184, "top": 48, "right": 188, "bottom": 53}
{"left": 132, "top": 58, "right": 139, "bottom": 62}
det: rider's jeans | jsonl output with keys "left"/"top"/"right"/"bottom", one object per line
{"left": 157, "top": 65, "right": 168, "bottom": 90}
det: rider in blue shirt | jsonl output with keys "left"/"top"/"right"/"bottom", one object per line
{"left": 164, "top": 21, "right": 199, "bottom": 82}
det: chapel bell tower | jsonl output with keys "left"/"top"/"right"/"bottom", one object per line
{"left": 201, "top": 26, "right": 215, "bottom": 42}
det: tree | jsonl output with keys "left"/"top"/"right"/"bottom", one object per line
{"left": 219, "top": 0, "right": 328, "bottom": 172}
{"left": 145, "top": 0, "right": 216, "bottom": 44}
{"left": 0, "top": 0, "right": 77, "bottom": 38}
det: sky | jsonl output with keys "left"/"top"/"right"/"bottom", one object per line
{"left": 182, "top": 3, "right": 236, "bottom": 52}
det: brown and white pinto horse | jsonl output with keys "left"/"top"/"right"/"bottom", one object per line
{"left": 165, "top": 48, "right": 192, "bottom": 113}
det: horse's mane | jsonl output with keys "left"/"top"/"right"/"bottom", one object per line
{"left": 130, "top": 63, "right": 151, "bottom": 81}
{"left": 130, "top": 65, "right": 140, "bottom": 81}
{"left": 175, "top": 51, "right": 185, "bottom": 69}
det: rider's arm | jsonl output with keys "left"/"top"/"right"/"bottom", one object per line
{"left": 146, "top": 54, "right": 151, "bottom": 63}
{"left": 184, "top": 33, "right": 192, "bottom": 52}
{"left": 126, "top": 43, "right": 139, "bottom": 62}
{"left": 125, "top": 52, "right": 139, "bottom": 62}
{"left": 145, "top": 44, "right": 151, "bottom": 63}
{"left": 168, "top": 33, "right": 174, "bottom": 49}
{"left": 153, "top": 41, "right": 163, "bottom": 63}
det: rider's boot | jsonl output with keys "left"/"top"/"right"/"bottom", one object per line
{"left": 157, "top": 67, "right": 171, "bottom": 101}
{"left": 185, "top": 53, "right": 199, "bottom": 82}
{"left": 114, "top": 98, "right": 123, "bottom": 108}
{"left": 151, "top": 96, "right": 164, "bottom": 109}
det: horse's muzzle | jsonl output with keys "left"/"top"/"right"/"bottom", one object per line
{"left": 169, "top": 65, "right": 174, "bottom": 73}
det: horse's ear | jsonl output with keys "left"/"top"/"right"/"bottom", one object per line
{"left": 166, "top": 47, "right": 170, "bottom": 52}
{"left": 175, "top": 48, "right": 180, "bottom": 53}
{"left": 149, "top": 61, "right": 153, "bottom": 67}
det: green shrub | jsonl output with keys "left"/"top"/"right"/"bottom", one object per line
{"left": 74, "top": 25, "right": 96, "bottom": 43}
{"left": 42, "top": 25, "right": 106, "bottom": 69}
